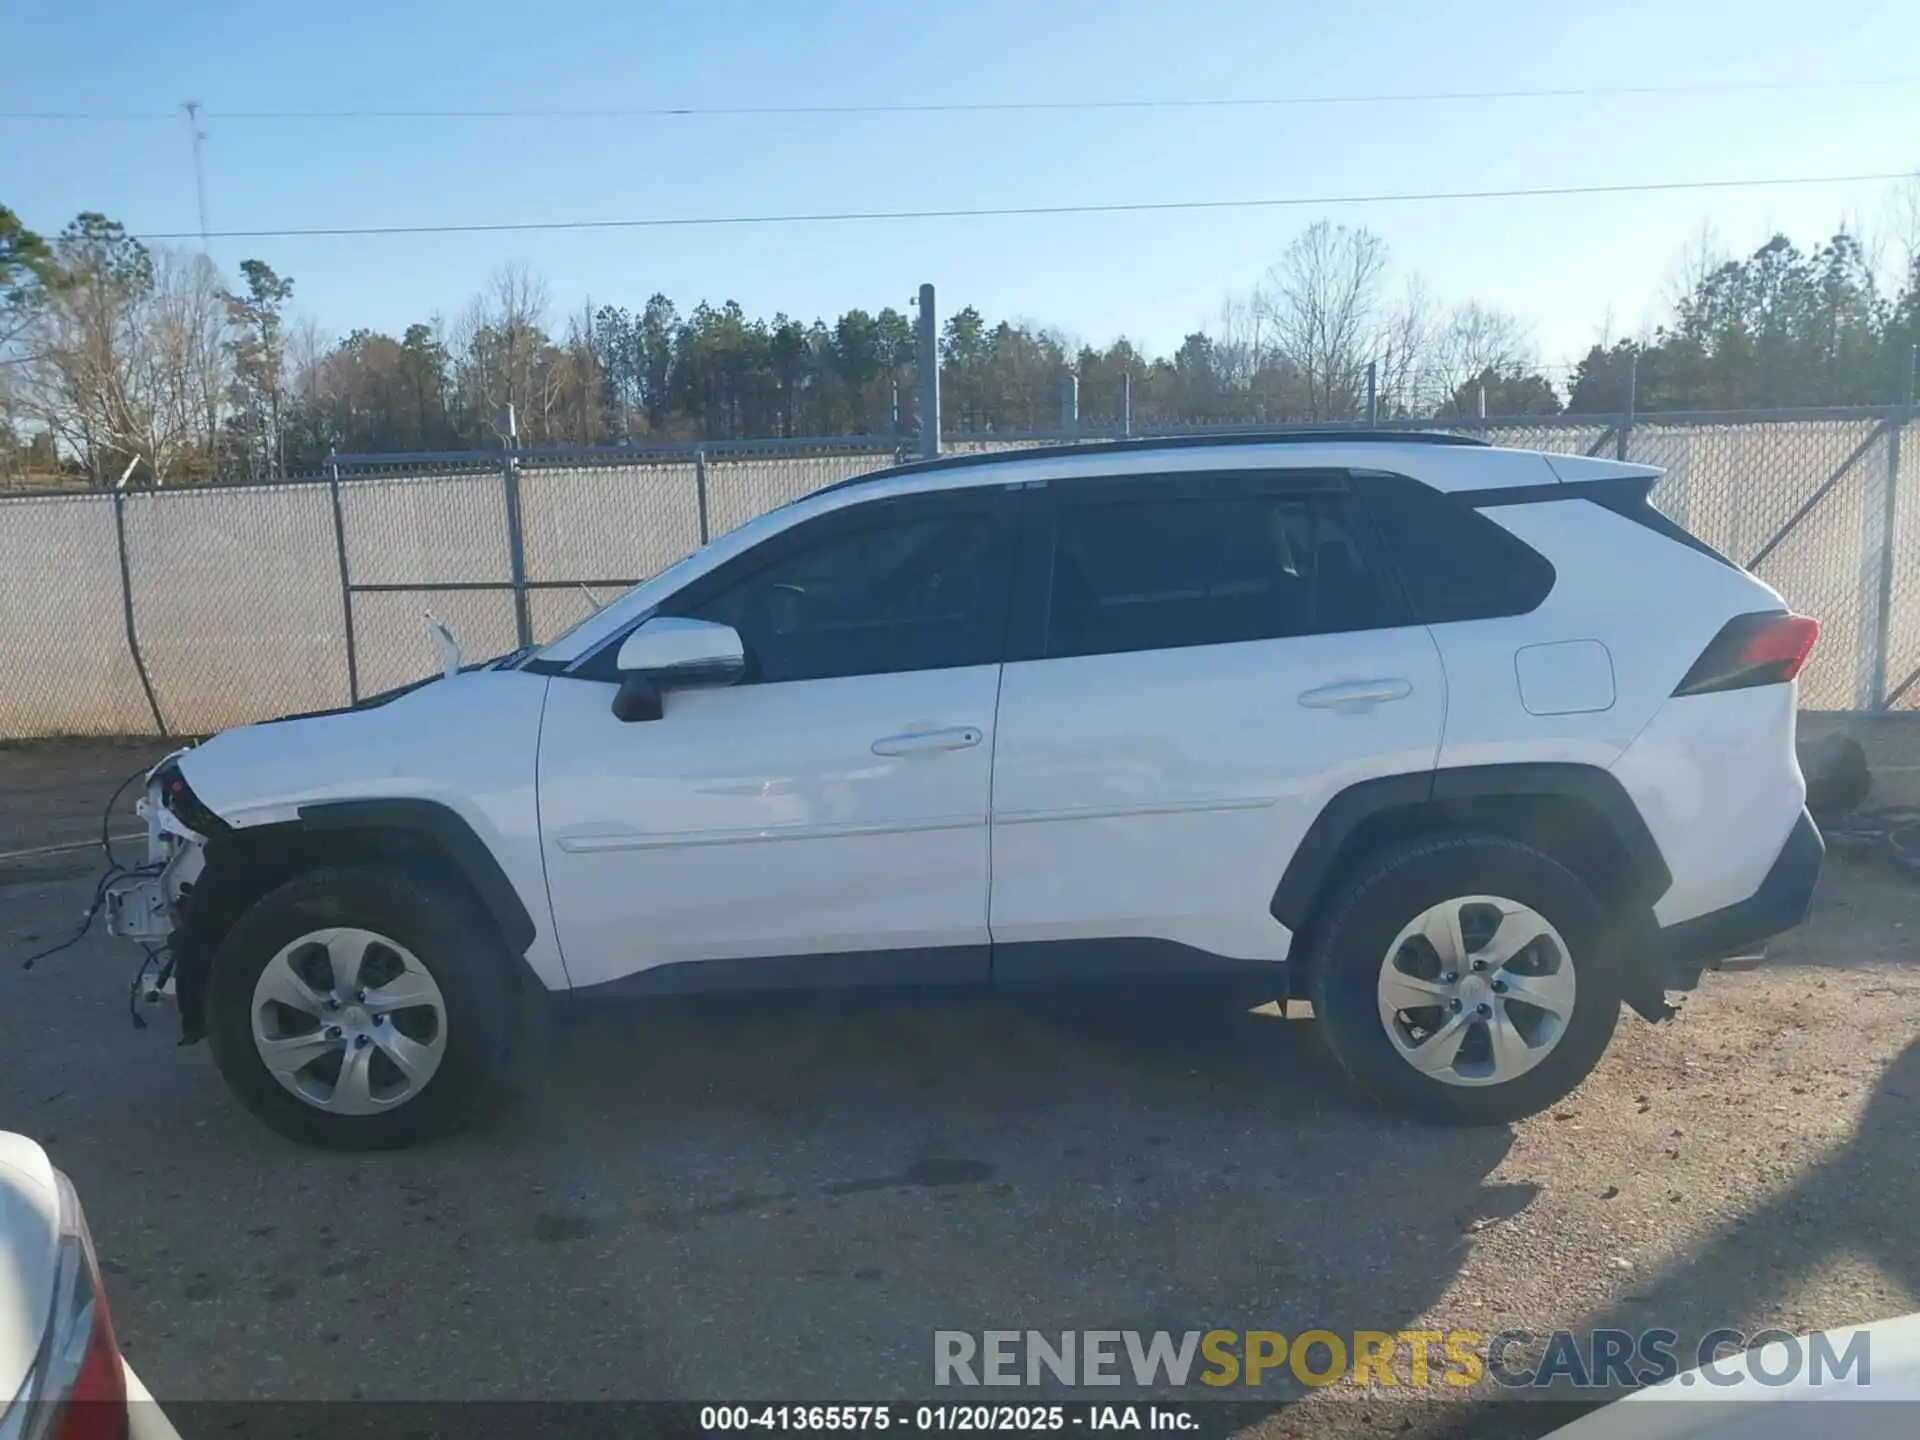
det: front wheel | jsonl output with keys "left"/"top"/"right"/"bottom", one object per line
{"left": 1308, "top": 833, "right": 1623, "bottom": 1125}
{"left": 205, "top": 864, "right": 515, "bottom": 1149}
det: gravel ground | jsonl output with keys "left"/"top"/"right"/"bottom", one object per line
{"left": 0, "top": 721, "right": 1916, "bottom": 1439}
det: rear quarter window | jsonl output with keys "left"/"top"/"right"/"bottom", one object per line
{"left": 1352, "top": 471, "right": 1555, "bottom": 623}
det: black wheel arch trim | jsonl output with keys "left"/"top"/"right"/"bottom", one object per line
{"left": 1269, "top": 762, "right": 1673, "bottom": 931}
{"left": 169, "top": 798, "right": 539, "bottom": 1046}
{"left": 294, "top": 799, "right": 539, "bottom": 955}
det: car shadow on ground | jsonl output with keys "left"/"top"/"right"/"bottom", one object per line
{"left": 417, "top": 987, "right": 1535, "bottom": 1404}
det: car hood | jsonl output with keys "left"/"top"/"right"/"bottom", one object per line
{"left": 177, "top": 666, "right": 552, "bottom": 830}
{"left": 0, "top": 1133, "right": 60, "bottom": 1407}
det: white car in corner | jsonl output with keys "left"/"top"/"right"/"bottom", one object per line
{"left": 103, "top": 433, "right": 1824, "bottom": 1148}
{"left": 0, "top": 1132, "right": 177, "bottom": 1440}
{"left": 1547, "top": 1313, "right": 1920, "bottom": 1438}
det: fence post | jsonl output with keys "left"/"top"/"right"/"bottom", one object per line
{"left": 694, "top": 447, "right": 711, "bottom": 545}
{"left": 917, "top": 283, "right": 941, "bottom": 459}
{"left": 327, "top": 450, "right": 360, "bottom": 704}
{"left": 1061, "top": 373, "right": 1079, "bottom": 435}
{"left": 1616, "top": 352, "right": 1638, "bottom": 461}
{"left": 111, "top": 491, "right": 167, "bottom": 737}
{"left": 1365, "top": 361, "right": 1378, "bottom": 428}
{"left": 1873, "top": 346, "right": 1916, "bottom": 707}
{"left": 499, "top": 432, "right": 533, "bottom": 651}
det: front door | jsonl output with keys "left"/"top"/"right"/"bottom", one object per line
{"left": 538, "top": 486, "right": 1017, "bottom": 991}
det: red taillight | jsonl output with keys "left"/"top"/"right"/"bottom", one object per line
{"left": 1674, "top": 611, "right": 1820, "bottom": 696}
{"left": 3, "top": 1171, "right": 129, "bottom": 1440}
{"left": 50, "top": 1289, "right": 126, "bottom": 1440}
{"left": 1736, "top": 614, "right": 1820, "bottom": 681}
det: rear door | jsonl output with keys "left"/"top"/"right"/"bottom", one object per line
{"left": 987, "top": 469, "right": 1446, "bottom": 973}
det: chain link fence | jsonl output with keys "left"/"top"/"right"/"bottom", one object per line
{"left": 0, "top": 414, "right": 1912, "bottom": 737}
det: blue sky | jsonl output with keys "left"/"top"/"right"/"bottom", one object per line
{"left": 5, "top": 0, "right": 1918, "bottom": 377}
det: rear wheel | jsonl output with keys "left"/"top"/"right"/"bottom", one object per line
{"left": 205, "top": 864, "right": 514, "bottom": 1149}
{"left": 1308, "top": 833, "right": 1622, "bottom": 1124}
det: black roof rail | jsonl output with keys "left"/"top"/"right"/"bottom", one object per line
{"left": 813, "top": 428, "right": 1490, "bottom": 498}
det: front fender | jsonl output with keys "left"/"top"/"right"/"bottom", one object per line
{"left": 175, "top": 669, "right": 568, "bottom": 994}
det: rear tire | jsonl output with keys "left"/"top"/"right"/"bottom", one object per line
{"left": 205, "top": 864, "right": 514, "bottom": 1150}
{"left": 1308, "top": 833, "right": 1622, "bottom": 1125}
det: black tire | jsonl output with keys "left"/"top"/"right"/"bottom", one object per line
{"left": 205, "top": 863, "right": 514, "bottom": 1150}
{"left": 1307, "top": 832, "right": 1622, "bottom": 1125}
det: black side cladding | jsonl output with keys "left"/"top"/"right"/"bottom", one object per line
{"left": 1270, "top": 764, "right": 1674, "bottom": 932}
{"left": 296, "top": 800, "right": 537, "bottom": 954}
{"left": 166, "top": 799, "right": 539, "bottom": 1045}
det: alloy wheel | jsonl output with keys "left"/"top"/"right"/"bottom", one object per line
{"left": 250, "top": 927, "right": 448, "bottom": 1114}
{"left": 1375, "top": 895, "right": 1576, "bottom": 1088}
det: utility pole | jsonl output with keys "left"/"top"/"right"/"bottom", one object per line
{"left": 182, "top": 101, "right": 210, "bottom": 251}
{"left": 916, "top": 283, "right": 940, "bottom": 459}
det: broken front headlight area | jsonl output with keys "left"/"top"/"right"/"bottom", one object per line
{"left": 104, "top": 757, "right": 218, "bottom": 942}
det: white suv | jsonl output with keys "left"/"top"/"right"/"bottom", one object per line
{"left": 105, "top": 433, "right": 1824, "bottom": 1149}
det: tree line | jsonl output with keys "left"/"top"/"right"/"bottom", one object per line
{"left": 2, "top": 188, "right": 1917, "bottom": 488}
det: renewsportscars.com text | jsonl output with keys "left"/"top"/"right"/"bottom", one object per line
{"left": 933, "top": 1327, "right": 1872, "bottom": 1391}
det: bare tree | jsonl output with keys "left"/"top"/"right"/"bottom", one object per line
{"left": 21, "top": 219, "right": 227, "bottom": 485}
{"left": 1426, "top": 301, "right": 1537, "bottom": 416}
{"left": 1374, "top": 275, "right": 1436, "bottom": 418}
{"left": 1257, "top": 222, "right": 1389, "bottom": 420}
{"left": 457, "top": 262, "right": 553, "bottom": 439}
{"left": 1211, "top": 294, "right": 1270, "bottom": 391}
{"left": 142, "top": 248, "right": 232, "bottom": 481}
{"left": 1880, "top": 171, "right": 1920, "bottom": 296}
{"left": 166, "top": 251, "right": 229, "bottom": 473}
{"left": 1663, "top": 221, "right": 1728, "bottom": 315}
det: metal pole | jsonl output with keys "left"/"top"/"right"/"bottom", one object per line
{"left": 112, "top": 492, "right": 167, "bottom": 736}
{"left": 1061, "top": 373, "right": 1079, "bottom": 435}
{"left": 694, "top": 447, "right": 711, "bottom": 545}
{"left": 1365, "top": 361, "right": 1378, "bottom": 427}
{"left": 889, "top": 381, "right": 900, "bottom": 445}
{"left": 916, "top": 283, "right": 940, "bottom": 459}
{"left": 327, "top": 450, "right": 360, "bottom": 704}
{"left": 1872, "top": 346, "right": 1916, "bottom": 707}
{"left": 498, "top": 410, "right": 533, "bottom": 650}
{"left": 1617, "top": 352, "right": 1638, "bottom": 461}
{"left": 1122, "top": 373, "right": 1133, "bottom": 438}
{"left": 182, "top": 101, "right": 209, "bottom": 253}
{"left": 1477, "top": 380, "right": 1488, "bottom": 420}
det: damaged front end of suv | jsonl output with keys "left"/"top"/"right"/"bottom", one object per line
{"left": 103, "top": 756, "right": 225, "bottom": 1037}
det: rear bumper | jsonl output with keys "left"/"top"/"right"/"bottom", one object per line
{"left": 1658, "top": 809, "right": 1824, "bottom": 971}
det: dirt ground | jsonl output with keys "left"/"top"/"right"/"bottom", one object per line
{"left": 0, "top": 719, "right": 1916, "bottom": 1439}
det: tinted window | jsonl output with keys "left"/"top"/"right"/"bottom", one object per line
{"left": 1044, "top": 494, "right": 1387, "bottom": 658}
{"left": 676, "top": 509, "right": 1005, "bottom": 683}
{"left": 1354, "top": 472, "right": 1555, "bottom": 622}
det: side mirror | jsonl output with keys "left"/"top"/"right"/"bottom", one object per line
{"left": 611, "top": 617, "right": 745, "bottom": 722}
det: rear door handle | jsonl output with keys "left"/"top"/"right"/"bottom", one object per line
{"left": 1298, "top": 679, "right": 1413, "bottom": 711}
{"left": 871, "top": 726, "right": 984, "bottom": 756}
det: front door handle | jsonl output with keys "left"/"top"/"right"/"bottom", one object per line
{"left": 1298, "top": 679, "right": 1413, "bottom": 711}
{"left": 871, "top": 726, "right": 984, "bottom": 756}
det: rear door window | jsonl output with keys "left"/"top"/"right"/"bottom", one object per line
{"left": 1042, "top": 486, "right": 1393, "bottom": 659}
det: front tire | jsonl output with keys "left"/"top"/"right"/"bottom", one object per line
{"left": 1308, "top": 833, "right": 1622, "bottom": 1125}
{"left": 205, "top": 864, "right": 514, "bottom": 1149}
